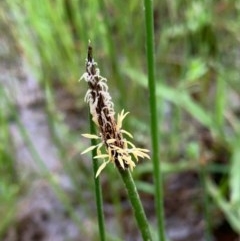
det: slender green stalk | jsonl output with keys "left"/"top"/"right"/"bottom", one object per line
{"left": 199, "top": 164, "right": 213, "bottom": 241}
{"left": 118, "top": 168, "right": 152, "bottom": 241}
{"left": 90, "top": 115, "right": 106, "bottom": 241}
{"left": 81, "top": 43, "right": 152, "bottom": 240}
{"left": 143, "top": 0, "right": 166, "bottom": 240}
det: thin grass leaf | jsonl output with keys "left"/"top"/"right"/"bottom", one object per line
{"left": 124, "top": 68, "right": 215, "bottom": 131}
{"left": 230, "top": 140, "right": 240, "bottom": 205}
{"left": 207, "top": 178, "right": 240, "bottom": 233}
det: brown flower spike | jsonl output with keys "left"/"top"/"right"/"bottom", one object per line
{"left": 80, "top": 43, "right": 150, "bottom": 177}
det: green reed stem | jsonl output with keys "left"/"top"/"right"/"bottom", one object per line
{"left": 143, "top": 0, "right": 166, "bottom": 240}
{"left": 90, "top": 115, "right": 106, "bottom": 241}
{"left": 118, "top": 168, "right": 152, "bottom": 241}
{"left": 199, "top": 164, "right": 213, "bottom": 241}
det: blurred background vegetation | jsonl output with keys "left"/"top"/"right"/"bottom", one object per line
{"left": 0, "top": 0, "right": 240, "bottom": 240}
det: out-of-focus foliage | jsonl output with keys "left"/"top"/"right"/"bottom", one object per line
{"left": 1, "top": 0, "right": 240, "bottom": 239}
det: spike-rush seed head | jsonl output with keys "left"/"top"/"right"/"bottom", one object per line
{"left": 80, "top": 44, "right": 150, "bottom": 177}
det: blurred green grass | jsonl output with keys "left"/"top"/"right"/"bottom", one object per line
{"left": 1, "top": 0, "right": 240, "bottom": 240}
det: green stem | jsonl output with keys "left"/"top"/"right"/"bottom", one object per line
{"left": 143, "top": 0, "right": 166, "bottom": 240}
{"left": 118, "top": 168, "right": 153, "bottom": 241}
{"left": 199, "top": 164, "right": 213, "bottom": 241}
{"left": 90, "top": 116, "right": 106, "bottom": 241}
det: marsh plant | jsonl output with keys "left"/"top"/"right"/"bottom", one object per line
{"left": 79, "top": 43, "right": 153, "bottom": 241}
{"left": 80, "top": 43, "right": 150, "bottom": 177}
